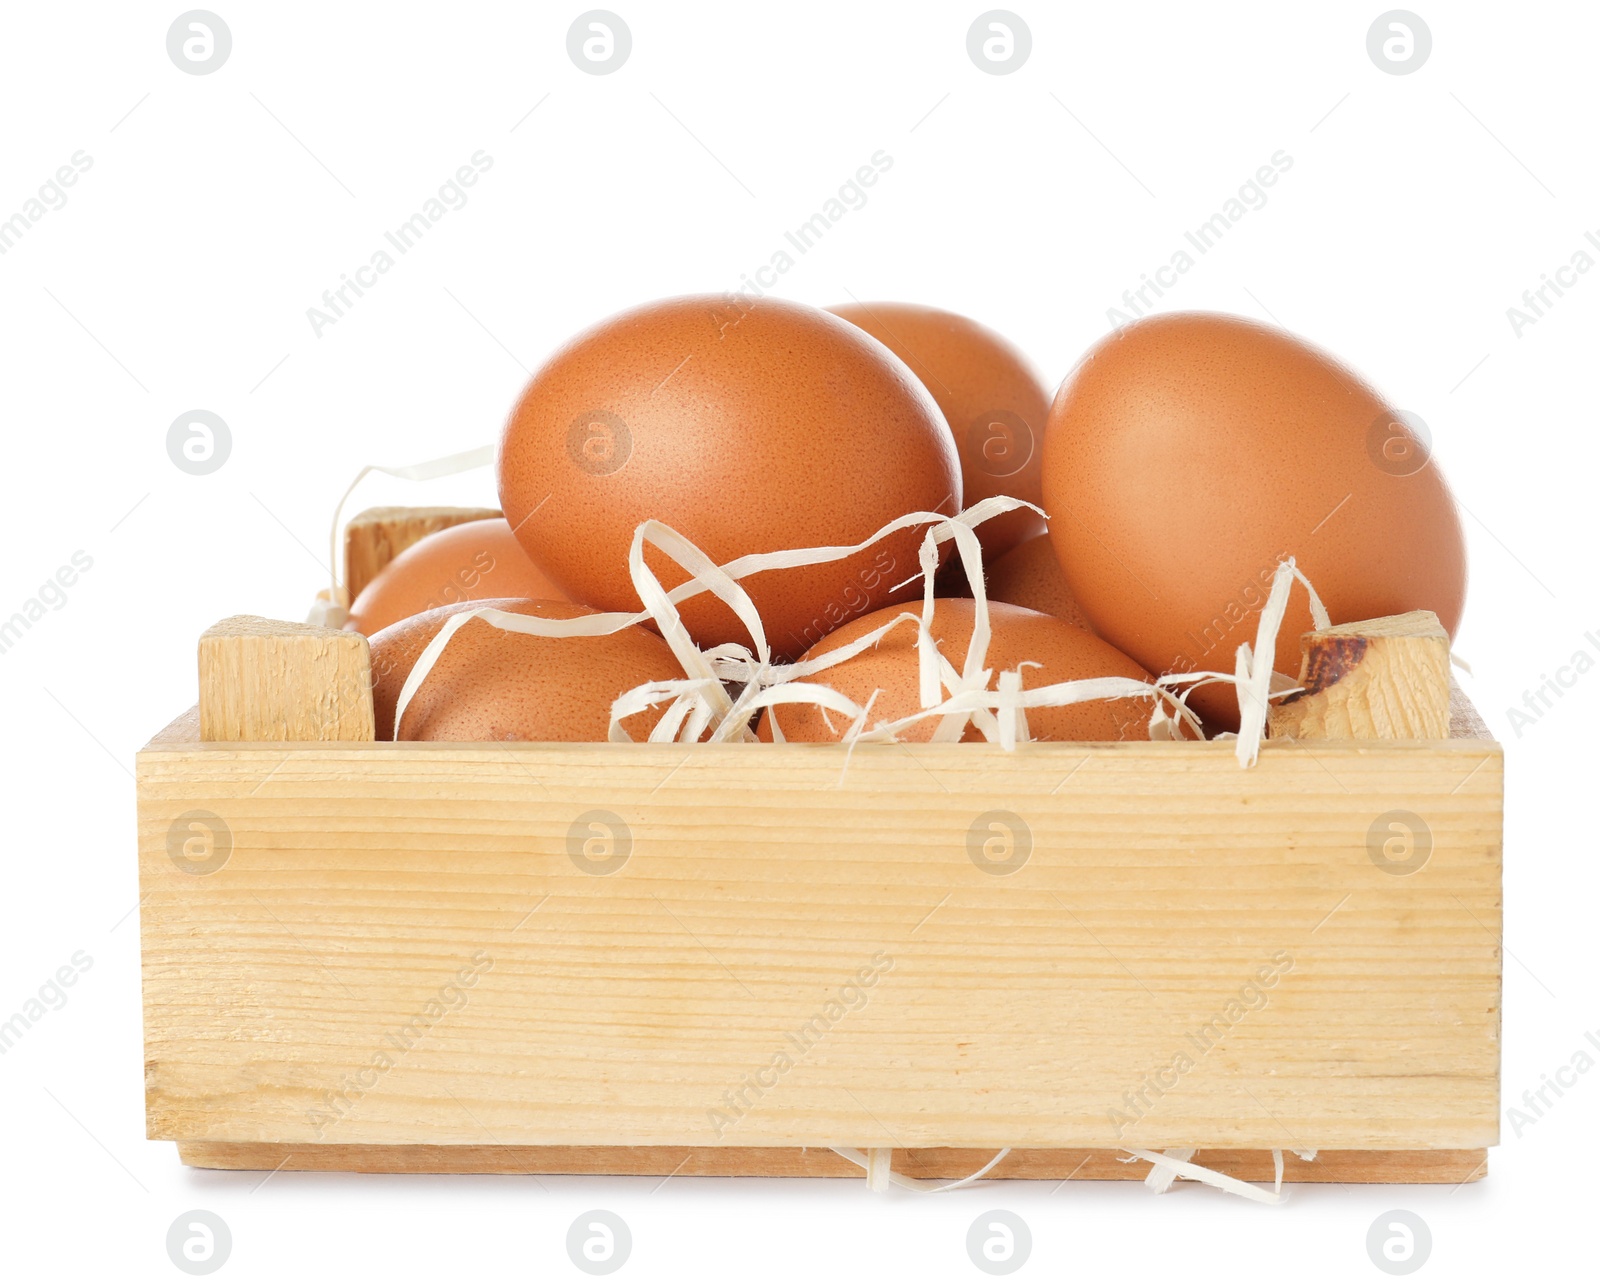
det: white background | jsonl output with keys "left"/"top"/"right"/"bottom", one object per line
{"left": 1, "top": 0, "right": 1592, "bottom": 1280}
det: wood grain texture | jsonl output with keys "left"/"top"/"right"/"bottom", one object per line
{"left": 197, "top": 617, "right": 375, "bottom": 742}
{"left": 151, "top": 705, "right": 201, "bottom": 745}
{"left": 177, "top": 1142, "right": 1488, "bottom": 1184}
{"left": 1270, "top": 611, "right": 1452, "bottom": 741}
{"left": 149, "top": 600, "right": 1502, "bottom": 1178}
{"left": 344, "top": 506, "right": 501, "bottom": 602}
{"left": 1450, "top": 684, "right": 1493, "bottom": 740}
{"left": 138, "top": 736, "right": 1502, "bottom": 1152}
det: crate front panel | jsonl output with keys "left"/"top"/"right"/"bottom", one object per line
{"left": 137, "top": 739, "right": 1502, "bottom": 1150}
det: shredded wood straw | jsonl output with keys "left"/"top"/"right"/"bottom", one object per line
{"left": 390, "top": 492, "right": 1328, "bottom": 772}
{"left": 307, "top": 444, "right": 497, "bottom": 628}
{"left": 393, "top": 496, "right": 1219, "bottom": 749}
{"left": 327, "top": 450, "right": 1340, "bottom": 1201}
{"left": 1123, "top": 1149, "right": 1286, "bottom": 1205}
{"left": 830, "top": 1146, "right": 1012, "bottom": 1194}
{"left": 1142, "top": 1146, "right": 1196, "bottom": 1195}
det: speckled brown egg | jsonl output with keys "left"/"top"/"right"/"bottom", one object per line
{"left": 346, "top": 519, "right": 568, "bottom": 637}
{"left": 981, "top": 533, "right": 1094, "bottom": 633}
{"left": 828, "top": 302, "right": 1049, "bottom": 558}
{"left": 497, "top": 295, "right": 962, "bottom": 661}
{"left": 1042, "top": 312, "right": 1467, "bottom": 729}
{"left": 368, "top": 597, "right": 682, "bottom": 741}
{"left": 757, "top": 598, "right": 1157, "bottom": 743}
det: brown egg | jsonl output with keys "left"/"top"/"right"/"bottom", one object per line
{"left": 368, "top": 598, "right": 682, "bottom": 741}
{"left": 982, "top": 533, "right": 1094, "bottom": 633}
{"left": 1042, "top": 312, "right": 1467, "bottom": 729}
{"left": 758, "top": 598, "right": 1158, "bottom": 743}
{"left": 828, "top": 302, "right": 1049, "bottom": 558}
{"left": 346, "top": 519, "right": 568, "bottom": 636}
{"left": 498, "top": 295, "right": 962, "bottom": 661}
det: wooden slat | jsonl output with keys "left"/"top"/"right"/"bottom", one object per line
{"left": 151, "top": 704, "right": 201, "bottom": 746}
{"left": 1270, "top": 611, "right": 1452, "bottom": 740}
{"left": 344, "top": 505, "right": 501, "bottom": 602}
{"left": 1450, "top": 684, "right": 1493, "bottom": 740}
{"left": 137, "top": 737, "right": 1502, "bottom": 1152}
{"left": 177, "top": 1142, "right": 1488, "bottom": 1184}
{"left": 197, "top": 616, "right": 375, "bottom": 742}
{"left": 147, "top": 602, "right": 1501, "bottom": 1180}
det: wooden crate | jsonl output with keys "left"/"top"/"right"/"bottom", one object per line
{"left": 137, "top": 511, "right": 1501, "bottom": 1184}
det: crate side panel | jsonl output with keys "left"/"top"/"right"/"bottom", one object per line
{"left": 137, "top": 740, "right": 1502, "bottom": 1150}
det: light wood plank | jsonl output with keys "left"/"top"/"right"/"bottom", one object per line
{"left": 344, "top": 505, "right": 501, "bottom": 602}
{"left": 197, "top": 616, "right": 375, "bottom": 742}
{"left": 138, "top": 737, "right": 1502, "bottom": 1152}
{"left": 1449, "top": 684, "right": 1493, "bottom": 740}
{"left": 177, "top": 1142, "right": 1488, "bottom": 1184}
{"left": 151, "top": 600, "right": 1501, "bottom": 1177}
{"left": 1270, "top": 611, "right": 1452, "bottom": 741}
{"left": 151, "top": 704, "right": 200, "bottom": 746}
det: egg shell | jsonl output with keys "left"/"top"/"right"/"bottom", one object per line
{"left": 828, "top": 302, "right": 1048, "bottom": 558}
{"left": 1042, "top": 313, "right": 1467, "bottom": 728}
{"left": 757, "top": 598, "right": 1156, "bottom": 743}
{"left": 981, "top": 533, "right": 1094, "bottom": 633}
{"left": 368, "top": 598, "right": 682, "bottom": 742}
{"left": 346, "top": 519, "right": 568, "bottom": 636}
{"left": 497, "top": 295, "right": 962, "bottom": 661}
